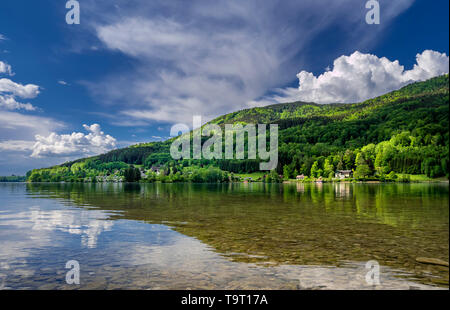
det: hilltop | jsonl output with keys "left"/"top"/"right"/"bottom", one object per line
{"left": 27, "top": 75, "right": 449, "bottom": 182}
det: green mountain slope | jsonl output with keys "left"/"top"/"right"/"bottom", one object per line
{"left": 27, "top": 75, "right": 449, "bottom": 182}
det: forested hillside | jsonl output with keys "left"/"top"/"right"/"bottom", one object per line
{"left": 27, "top": 75, "right": 449, "bottom": 182}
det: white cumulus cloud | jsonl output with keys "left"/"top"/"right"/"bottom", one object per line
{"left": 0, "top": 77, "right": 40, "bottom": 99}
{"left": 31, "top": 124, "right": 117, "bottom": 158}
{"left": 269, "top": 50, "right": 449, "bottom": 104}
{"left": 0, "top": 94, "right": 36, "bottom": 111}
{"left": 0, "top": 62, "right": 40, "bottom": 111}
{"left": 0, "top": 111, "right": 66, "bottom": 175}
{"left": 0, "top": 60, "right": 13, "bottom": 75}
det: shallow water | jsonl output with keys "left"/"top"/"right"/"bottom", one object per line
{"left": 0, "top": 182, "right": 448, "bottom": 290}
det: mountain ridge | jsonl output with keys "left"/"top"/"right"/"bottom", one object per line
{"left": 27, "top": 75, "right": 449, "bottom": 182}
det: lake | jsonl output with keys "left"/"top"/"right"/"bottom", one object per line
{"left": 0, "top": 182, "right": 448, "bottom": 290}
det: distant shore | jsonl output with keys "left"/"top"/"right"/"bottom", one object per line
{"left": 3, "top": 179, "right": 448, "bottom": 184}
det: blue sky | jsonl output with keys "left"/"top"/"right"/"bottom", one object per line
{"left": 0, "top": 0, "right": 448, "bottom": 175}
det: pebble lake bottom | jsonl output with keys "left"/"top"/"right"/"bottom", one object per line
{"left": 0, "top": 182, "right": 448, "bottom": 290}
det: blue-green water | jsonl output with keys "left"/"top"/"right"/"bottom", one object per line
{"left": 0, "top": 182, "right": 448, "bottom": 289}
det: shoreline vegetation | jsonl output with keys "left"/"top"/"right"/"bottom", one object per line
{"left": 4, "top": 180, "right": 448, "bottom": 184}
{"left": 3, "top": 172, "right": 447, "bottom": 184}
{"left": 22, "top": 75, "right": 449, "bottom": 184}
{"left": 0, "top": 175, "right": 26, "bottom": 182}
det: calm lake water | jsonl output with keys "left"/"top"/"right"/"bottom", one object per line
{"left": 0, "top": 182, "right": 448, "bottom": 290}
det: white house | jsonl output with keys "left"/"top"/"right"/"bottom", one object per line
{"left": 335, "top": 170, "right": 353, "bottom": 179}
